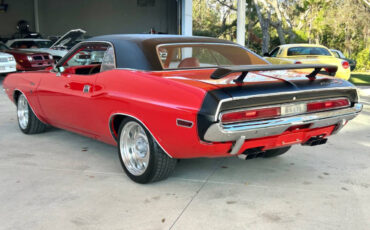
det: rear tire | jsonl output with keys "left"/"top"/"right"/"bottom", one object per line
{"left": 17, "top": 94, "right": 47, "bottom": 134}
{"left": 263, "top": 146, "right": 291, "bottom": 158}
{"left": 117, "top": 118, "right": 177, "bottom": 183}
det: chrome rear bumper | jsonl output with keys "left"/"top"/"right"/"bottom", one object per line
{"left": 204, "top": 103, "right": 363, "bottom": 145}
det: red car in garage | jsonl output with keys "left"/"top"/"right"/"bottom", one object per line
{"left": 2, "top": 35, "right": 362, "bottom": 183}
{"left": 0, "top": 42, "right": 53, "bottom": 71}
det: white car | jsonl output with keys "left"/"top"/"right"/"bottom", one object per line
{"left": 6, "top": 29, "right": 86, "bottom": 62}
{"left": 0, "top": 52, "right": 16, "bottom": 74}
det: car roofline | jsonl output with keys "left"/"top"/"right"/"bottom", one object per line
{"left": 7, "top": 39, "right": 52, "bottom": 42}
{"left": 278, "top": 44, "right": 329, "bottom": 49}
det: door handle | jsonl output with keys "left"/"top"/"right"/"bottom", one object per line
{"left": 83, "top": 85, "right": 90, "bottom": 93}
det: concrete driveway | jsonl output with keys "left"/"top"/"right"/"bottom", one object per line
{"left": 1, "top": 75, "right": 369, "bottom": 230}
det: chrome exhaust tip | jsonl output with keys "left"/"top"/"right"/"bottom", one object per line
{"left": 237, "top": 147, "right": 265, "bottom": 160}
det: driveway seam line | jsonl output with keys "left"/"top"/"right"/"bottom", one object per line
{"left": 168, "top": 159, "right": 224, "bottom": 230}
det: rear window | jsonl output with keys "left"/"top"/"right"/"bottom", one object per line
{"left": 157, "top": 44, "right": 267, "bottom": 69}
{"left": 287, "top": 47, "right": 331, "bottom": 56}
{"left": 11, "top": 40, "right": 53, "bottom": 49}
{"left": 331, "top": 51, "right": 340, "bottom": 58}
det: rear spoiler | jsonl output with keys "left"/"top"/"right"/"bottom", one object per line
{"left": 210, "top": 64, "right": 338, "bottom": 83}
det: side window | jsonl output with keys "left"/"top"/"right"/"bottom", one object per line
{"left": 64, "top": 44, "right": 110, "bottom": 67}
{"left": 270, "top": 47, "right": 280, "bottom": 57}
{"left": 62, "top": 43, "right": 115, "bottom": 75}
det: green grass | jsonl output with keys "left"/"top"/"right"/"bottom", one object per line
{"left": 349, "top": 72, "right": 370, "bottom": 85}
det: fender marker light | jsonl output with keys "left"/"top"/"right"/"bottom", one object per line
{"left": 176, "top": 119, "right": 193, "bottom": 128}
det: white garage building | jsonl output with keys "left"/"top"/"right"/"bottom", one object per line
{"left": 0, "top": 0, "right": 246, "bottom": 44}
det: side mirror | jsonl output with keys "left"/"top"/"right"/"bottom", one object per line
{"left": 263, "top": 53, "right": 270, "bottom": 57}
{"left": 58, "top": 66, "right": 65, "bottom": 73}
{"left": 53, "top": 66, "right": 65, "bottom": 73}
{"left": 54, "top": 66, "right": 65, "bottom": 76}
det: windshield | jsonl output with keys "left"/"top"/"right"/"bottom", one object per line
{"left": 287, "top": 47, "right": 332, "bottom": 56}
{"left": 0, "top": 43, "right": 9, "bottom": 51}
{"left": 157, "top": 44, "right": 267, "bottom": 69}
{"left": 11, "top": 40, "right": 53, "bottom": 49}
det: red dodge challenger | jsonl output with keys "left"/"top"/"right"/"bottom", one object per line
{"left": 2, "top": 35, "right": 362, "bottom": 183}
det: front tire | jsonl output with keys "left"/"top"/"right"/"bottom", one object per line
{"left": 117, "top": 118, "right": 177, "bottom": 183}
{"left": 263, "top": 146, "right": 291, "bottom": 158}
{"left": 17, "top": 94, "right": 47, "bottom": 134}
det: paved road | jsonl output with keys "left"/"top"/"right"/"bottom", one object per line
{"left": 1, "top": 75, "right": 370, "bottom": 230}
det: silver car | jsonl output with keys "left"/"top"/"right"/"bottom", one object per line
{"left": 0, "top": 52, "right": 16, "bottom": 74}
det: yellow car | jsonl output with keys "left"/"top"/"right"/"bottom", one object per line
{"left": 264, "top": 44, "right": 351, "bottom": 80}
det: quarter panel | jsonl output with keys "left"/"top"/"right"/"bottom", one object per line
{"left": 92, "top": 69, "right": 233, "bottom": 158}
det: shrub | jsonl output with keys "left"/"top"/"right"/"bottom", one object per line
{"left": 355, "top": 48, "right": 370, "bottom": 71}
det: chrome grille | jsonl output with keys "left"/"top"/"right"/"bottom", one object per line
{"left": 0, "top": 57, "right": 8, "bottom": 62}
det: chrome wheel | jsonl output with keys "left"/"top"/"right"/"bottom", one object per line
{"left": 119, "top": 121, "right": 150, "bottom": 176}
{"left": 17, "top": 94, "right": 29, "bottom": 130}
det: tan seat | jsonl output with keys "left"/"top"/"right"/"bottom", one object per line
{"left": 178, "top": 57, "right": 200, "bottom": 68}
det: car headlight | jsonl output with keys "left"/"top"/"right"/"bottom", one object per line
{"left": 27, "top": 56, "right": 33, "bottom": 62}
{"left": 8, "top": 56, "right": 14, "bottom": 61}
{"left": 49, "top": 54, "right": 53, "bottom": 60}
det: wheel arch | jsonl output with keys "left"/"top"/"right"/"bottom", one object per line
{"left": 13, "top": 89, "right": 47, "bottom": 125}
{"left": 109, "top": 113, "right": 173, "bottom": 158}
{"left": 13, "top": 89, "right": 22, "bottom": 105}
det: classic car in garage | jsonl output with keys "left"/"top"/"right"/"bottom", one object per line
{"left": 264, "top": 44, "right": 351, "bottom": 80}
{"left": 2, "top": 35, "right": 362, "bottom": 183}
{"left": 6, "top": 29, "right": 86, "bottom": 63}
{"left": 0, "top": 52, "right": 16, "bottom": 74}
{"left": 0, "top": 42, "right": 53, "bottom": 71}
{"left": 5, "top": 38, "right": 53, "bottom": 49}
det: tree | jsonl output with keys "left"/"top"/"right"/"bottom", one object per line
{"left": 253, "top": 0, "right": 271, "bottom": 53}
{"left": 193, "top": 0, "right": 370, "bottom": 70}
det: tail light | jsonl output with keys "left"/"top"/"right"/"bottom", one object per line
{"left": 221, "top": 107, "right": 280, "bottom": 123}
{"left": 307, "top": 98, "right": 350, "bottom": 112}
{"left": 294, "top": 61, "right": 302, "bottom": 64}
{"left": 342, "top": 61, "right": 349, "bottom": 69}
{"left": 220, "top": 98, "right": 350, "bottom": 123}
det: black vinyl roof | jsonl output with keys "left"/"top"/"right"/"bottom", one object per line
{"left": 87, "top": 34, "right": 235, "bottom": 71}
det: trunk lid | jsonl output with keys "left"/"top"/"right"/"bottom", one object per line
{"left": 152, "top": 67, "right": 350, "bottom": 97}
